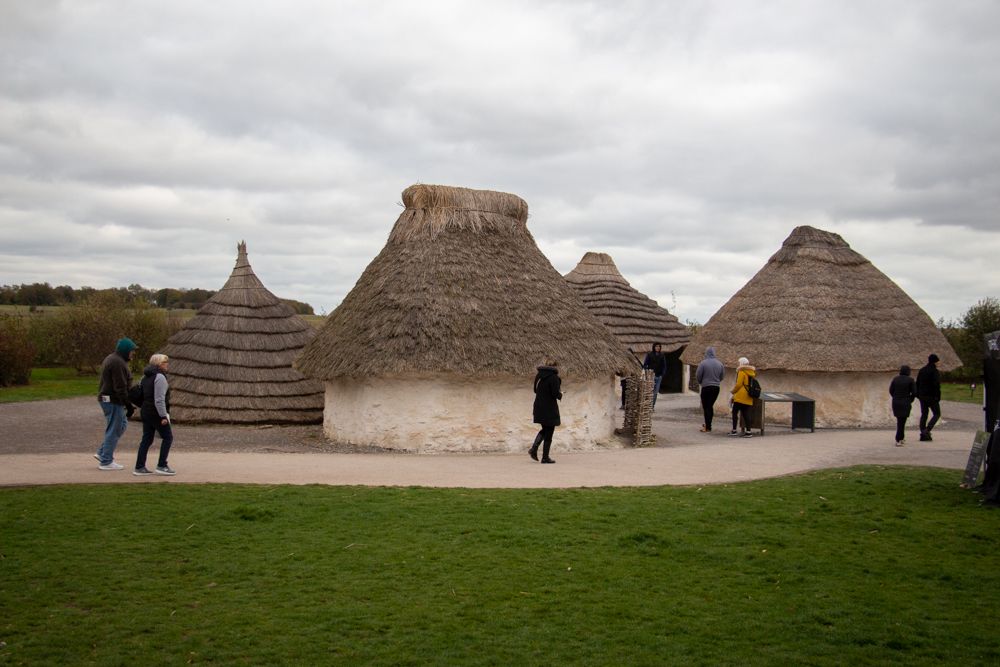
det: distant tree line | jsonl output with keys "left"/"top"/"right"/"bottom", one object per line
{"left": 0, "top": 282, "right": 314, "bottom": 315}
{"left": 939, "top": 297, "right": 1000, "bottom": 382}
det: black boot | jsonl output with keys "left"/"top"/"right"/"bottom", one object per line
{"left": 540, "top": 439, "right": 554, "bottom": 464}
{"left": 529, "top": 432, "right": 542, "bottom": 461}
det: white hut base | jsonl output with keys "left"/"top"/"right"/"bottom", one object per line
{"left": 322, "top": 375, "right": 620, "bottom": 453}
{"left": 715, "top": 370, "right": 900, "bottom": 428}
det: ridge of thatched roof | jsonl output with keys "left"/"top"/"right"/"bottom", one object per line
{"left": 163, "top": 241, "right": 323, "bottom": 424}
{"left": 680, "top": 225, "right": 961, "bottom": 372}
{"left": 295, "top": 185, "right": 640, "bottom": 380}
{"left": 565, "top": 252, "right": 690, "bottom": 354}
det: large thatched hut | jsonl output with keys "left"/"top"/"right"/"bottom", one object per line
{"left": 565, "top": 252, "right": 691, "bottom": 392}
{"left": 680, "top": 225, "right": 960, "bottom": 427}
{"left": 163, "top": 242, "right": 324, "bottom": 424}
{"left": 295, "top": 184, "right": 639, "bottom": 453}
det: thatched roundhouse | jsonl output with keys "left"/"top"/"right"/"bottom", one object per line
{"left": 163, "top": 242, "right": 324, "bottom": 424}
{"left": 565, "top": 252, "right": 691, "bottom": 392}
{"left": 295, "top": 184, "right": 639, "bottom": 453}
{"left": 680, "top": 226, "right": 959, "bottom": 427}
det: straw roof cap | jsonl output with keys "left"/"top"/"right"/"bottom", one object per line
{"left": 565, "top": 252, "right": 690, "bottom": 354}
{"left": 680, "top": 226, "right": 960, "bottom": 372}
{"left": 163, "top": 242, "right": 324, "bottom": 423}
{"left": 296, "top": 185, "right": 639, "bottom": 380}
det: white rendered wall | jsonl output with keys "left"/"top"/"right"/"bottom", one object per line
{"left": 714, "top": 369, "right": 897, "bottom": 428}
{"left": 322, "top": 374, "right": 621, "bottom": 453}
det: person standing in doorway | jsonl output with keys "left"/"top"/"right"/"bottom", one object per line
{"left": 696, "top": 347, "right": 725, "bottom": 432}
{"left": 729, "top": 356, "right": 756, "bottom": 438}
{"left": 95, "top": 337, "right": 136, "bottom": 470}
{"left": 916, "top": 354, "right": 942, "bottom": 442}
{"left": 529, "top": 359, "right": 562, "bottom": 464}
{"left": 889, "top": 365, "right": 917, "bottom": 446}
{"left": 133, "top": 353, "right": 176, "bottom": 476}
{"left": 643, "top": 343, "right": 667, "bottom": 410}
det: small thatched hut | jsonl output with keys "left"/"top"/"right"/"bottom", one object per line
{"left": 163, "top": 242, "right": 324, "bottom": 424}
{"left": 565, "top": 251, "right": 691, "bottom": 392}
{"left": 295, "top": 184, "right": 639, "bottom": 453}
{"left": 680, "top": 225, "right": 960, "bottom": 427}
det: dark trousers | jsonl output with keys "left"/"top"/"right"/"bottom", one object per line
{"left": 700, "top": 386, "right": 720, "bottom": 430}
{"left": 533, "top": 425, "right": 556, "bottom": 459}
{"left": 892, "top": 402, "right": 911, "bottom": 442}
{"left": 732, "top": 402, "right": 752, "bottom": 432}
{"left": 919, "top": 398, "right": 940, "bottom": 433}
{"left": 136, "top": 419, "right": 173, "bottom": 469}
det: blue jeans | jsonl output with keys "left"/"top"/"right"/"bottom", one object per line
{"left": 652, "top": 375, "right": 663, "bottom": 407}
{"left": 97, "top": 401, "right": 127, "bottom": 465}
{"left": 135, "top": 419, "right": 173, "bottom": 470}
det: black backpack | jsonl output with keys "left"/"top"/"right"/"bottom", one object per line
{"left": 128, "top": 381, "right": 144, "bottom": 407}
{"left": 746, "top": 376, "right": 762, "bottom": 399}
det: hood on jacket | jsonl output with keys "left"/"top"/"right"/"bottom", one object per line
{"left": 536, "top": 365, "right": 559, "bottom": 376}
{"left": 899, "top": 365, "right": 911, "bottom": 376}
{"left": 143, "top": 364, "right": 166, "bottom": 378}
{"left": 704, "top": 347, "right": 717, "bottom": 359}
{"left": 116, "top": 337, "right": 136, "bottom": 360}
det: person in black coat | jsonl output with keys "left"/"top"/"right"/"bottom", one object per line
{"left": 529, "top": 359, "right": 562, "bottom": 464}
{"left": 133, "top": 353, "right": 175, "bottom": 476}
{"left": 889, "top": 365, "right": 916, "bottom": 446}
{"left": 915, "top": 353, "right": 942, "bottom": 441}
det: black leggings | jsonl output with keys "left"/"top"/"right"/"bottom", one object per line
{"left": 700, "top": 386, "right": 720, "bottom": 430}
{"left": 732, "top": 402, "right": 752, "bottom": 432}
{"left": 534, "top": 425, "right": 556, "bottom": 459}
{"left": 893, "top": 402, "right": 911, "bottom": 442}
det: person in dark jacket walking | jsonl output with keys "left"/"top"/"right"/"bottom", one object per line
{"left": 529, "top": 359, "right": 562, "bottom": 464}
{"left": 133, "top": 353, "right": 175, "bottom": 476}
{"left": 916, "top": 353, "right": 942, "bottom": 442}
{"left": 643, "top": 343, "right": 667, "bottom": 409}
{"left": 95, "top": 337, "right": 136, "bottom": 470}
{"left": 889, "top": 365, "right": 917, "bottom": 446}
{"left": 695, "top": 347, "right": 725, "bottom": 432}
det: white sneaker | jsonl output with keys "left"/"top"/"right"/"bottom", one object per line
{"left": 155, "top": 466, "right": 176, "bottom": 476}
{"left": 98, "top": 462, "right": 124, "bottom": 470}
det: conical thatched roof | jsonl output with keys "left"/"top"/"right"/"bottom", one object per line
{"left": 680, "top": 225, "right": 960, "bottom": 372}
{"left": 295, "top": 184, "right": 639, "bottom": 380}
{"left": 163, "top": 242, "right": 324, "bottom": 423}
{"left": 565, "top": 252, "right": 690, "bottom": 354}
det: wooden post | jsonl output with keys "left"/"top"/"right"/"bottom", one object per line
{"left": 623, "top": 370, "right": 656, "bottom": 447}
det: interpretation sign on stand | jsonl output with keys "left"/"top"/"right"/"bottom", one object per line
{"left": 960, "top": 431, "right": 991, "bottom": 488}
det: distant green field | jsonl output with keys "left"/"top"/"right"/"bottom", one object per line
{"left": 0, "top": 367, "right": 96, "bottom": 403}
{"left": 941, "top": 382, "right": 983, "bottom": 404}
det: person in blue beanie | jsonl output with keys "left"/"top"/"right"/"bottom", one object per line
{"left": 95, "top": 337, "right": 136, "bottom": 470}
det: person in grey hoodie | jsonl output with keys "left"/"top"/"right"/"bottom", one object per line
{"left": 133, "top": 353, "right": 175, "bottom": 476}
{"left": 695, "top": 347, "right": 725, "bottom": 432}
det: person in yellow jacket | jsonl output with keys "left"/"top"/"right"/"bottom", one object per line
{"left": 729, "top": 356, "right": 757, "bottom": 438}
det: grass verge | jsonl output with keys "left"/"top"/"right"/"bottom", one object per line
{"left": 941, "top": 382, "right": 983, "bottom": 404}
{"left": 1, "top": 467, "right": 999, "bottom": 665}
{"left": 0, "top": 367, "right": 96, "bottom": 403}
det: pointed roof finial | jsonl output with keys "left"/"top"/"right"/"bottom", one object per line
{"left": 236, "top": 240, "right": 249, "bottom": 268}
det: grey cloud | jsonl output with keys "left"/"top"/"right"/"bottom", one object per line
{"left": 1, "top": 0, "right": 998, "bottom": 325}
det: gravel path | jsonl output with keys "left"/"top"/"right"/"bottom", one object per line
{"left": 0, "top": 394, "right": 986, "bottom": 488}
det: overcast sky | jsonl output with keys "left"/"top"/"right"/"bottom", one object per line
{"left": 1, "top": 0, "right": 998, "bottom": 324}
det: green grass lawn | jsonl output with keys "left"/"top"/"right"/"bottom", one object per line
{"left": 941, "top": 382, "right": 984, "bottom": 404}
{"left": 0, "top": 367, "right": 96, "bottom": 403}
{"left": 2, "top": 467, "right": 998, "bottom": 665}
